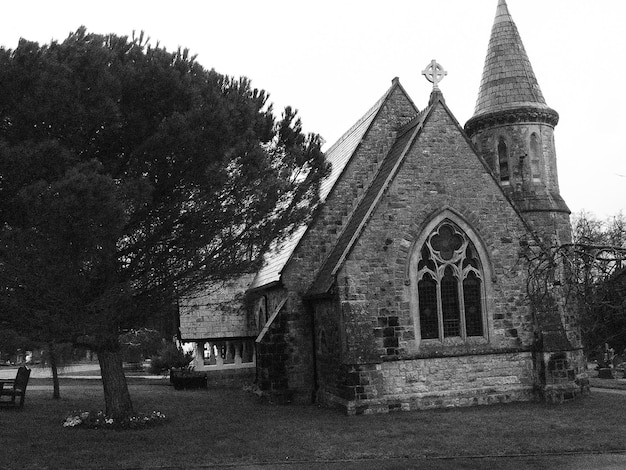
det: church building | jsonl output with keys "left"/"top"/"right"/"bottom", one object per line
{"left": 179, "top": 0, "right": 585, "bottom": 414}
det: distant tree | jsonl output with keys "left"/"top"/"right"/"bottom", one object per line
{"left": 523, "top": 211, "right": 626, "bottom": 358}
{"left": 568, "top": 212, "right": 626, "bottom": 356}
{"left": 0, "top": 329, "right": 32, "bottom": 363}
{"left": 0, "top": 28, "right": 328, "bottom": 418}
{"left": 119, "top": 328, "right": 164, "bottom": 364}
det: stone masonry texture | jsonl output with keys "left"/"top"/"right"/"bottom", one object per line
{"left": 186, "top": 1, "right": 583, "bottom": 415}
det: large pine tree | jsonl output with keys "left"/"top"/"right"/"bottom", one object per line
{"left": 0, "top": 28, "right": 328, "bottom": 418}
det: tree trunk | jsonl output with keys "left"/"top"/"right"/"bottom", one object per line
{"left": 98, "top": 349, "right": 134, "bottom": 419}
{"left": 48, "top": 343, "right": 60, "bottom": 399}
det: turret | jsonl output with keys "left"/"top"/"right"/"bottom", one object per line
{"left": 465, "top": 0, "right": 571, "bottom": 245}
{"left": 466, "top": 1, "right": 585, "bottom": 401}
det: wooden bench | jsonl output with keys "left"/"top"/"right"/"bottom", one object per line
{"left": 0, "top": 366, "right": 31, "bottom": 408}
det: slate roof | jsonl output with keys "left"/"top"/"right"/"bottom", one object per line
{"left": 307, "top": 103, "right": 433, "bottom": 296}
{"left": 249, "top": 81, "right": 406, "bottom": 290}
{"left": 472, "top": 0, "right": 552, "bottom": 118}
{"left": 179, "top": 274, "right": 256, "bottom": 339}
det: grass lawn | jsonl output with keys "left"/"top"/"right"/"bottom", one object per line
{"left": 1, "top": 378, "right": 625, "bottom": 469}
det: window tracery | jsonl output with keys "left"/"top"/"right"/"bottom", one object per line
{"left": 416, "top": 221, "right": 485, "bottom": 341}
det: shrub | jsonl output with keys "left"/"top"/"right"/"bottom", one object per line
{"left": 148, "top": 343, "right": 193, "bottom": 375}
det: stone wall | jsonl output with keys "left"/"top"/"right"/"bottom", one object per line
{"left": 471, "top": 122, "right": 562, "bottom": 201}
{"left": 252, "top": 84, "right": 418, "bottom": 402}
{"left": 314, "top": 101, "right": 550, "bottom": 413}
{"left": 313, "top": 296, "right": 347, "bottom": 401}
{"left": 250, "top": 92, "right": 583, "bottom": 412}
{"left": 252, "top": 287, "right": 317, "bottom": 403}
{"left": 319, "top": 352, "right": 536, "bottom": 415}
{"left": 254, "top": 286, "right": 290, "bottom": 392}
{"left": 333, "top": 102, "right": 535, "bottom": 363}
{"left": 283, "top": 84, "right": 418, "bottom": 292}
{"left": 205, "top": 367, "right": 256, "bottom": 388}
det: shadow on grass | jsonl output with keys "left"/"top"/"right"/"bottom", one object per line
{"left": 1, "top": 379, "right": 625, "bottom": 469}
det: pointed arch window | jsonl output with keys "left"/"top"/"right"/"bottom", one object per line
{"left": 529, "top": 133, "right": 541, "bottom": 183}
{"left": 255, "top": 296, "right": 268, "bottom": 331}
{"left": 497, "top": 137, "right": 510, "bottom": 184}
{"left": 416, "top": 221, "right": 485, "bottom": 340}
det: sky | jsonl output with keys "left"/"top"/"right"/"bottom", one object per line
{"left": 1, "top": 0, "right": 624, "bottom": 219}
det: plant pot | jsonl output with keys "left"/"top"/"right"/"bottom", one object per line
{"left": 598, "top": 368, "right": 615, "bottom": 379}
{"left": 170, "top": 370, "right": 207, "bottom": 390}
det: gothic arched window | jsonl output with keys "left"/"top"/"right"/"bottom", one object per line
{"left": 530, "top": 133, "right": 541, "bottom": 183}
{"left": 416, "top": 221, "right": 485, "bottom": 340}
{"left": 497, "top": 137, "right": 510, "bottom": 184}
{"left": 255, "top": 296, "right": 268, "bottom": 331}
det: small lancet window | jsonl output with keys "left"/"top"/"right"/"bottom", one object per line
{"left": 441, "top": 266, "right": 461, "bottom": 337}
{"left": 256, "top": 296, "right": 268, "bottom": 330}
{"left": 415, "top": 221, "right": 486, "bottom": 341}
{"left": 418, "top": 274, "right": 438, "bottom": 339}
{"left": 463, "top": 272, "right": 483, "bottom": 336}
{"left": 530, "top": 133, "right": 541, "bottom": 183}
{"left": 317, "top": 328, "right": 329, "bottom": 354}
{"left": 498, "top": 137, "right": 510, "bottom": 184}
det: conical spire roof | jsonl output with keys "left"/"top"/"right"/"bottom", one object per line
{"left": 472, "top": 0, "right": 551, "bottom": 118}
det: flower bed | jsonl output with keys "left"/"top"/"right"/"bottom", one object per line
{"left": 63, "top": 410, "right": 167, "bottom": 430}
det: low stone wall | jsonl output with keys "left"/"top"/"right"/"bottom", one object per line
{"left": 319, "top": 351, "right": 537, "bottom": 415}
{"left": 381, "top": 352, "right": 534, "bottom": 396}
{"left": 204, "top": 367, "right": 255, "bottom": 388}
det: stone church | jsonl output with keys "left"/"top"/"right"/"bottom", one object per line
{"left": 179, "top": 0, "right": 585, "bottom": 414}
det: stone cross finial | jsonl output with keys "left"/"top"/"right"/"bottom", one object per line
{"left": 422, "top": 60, "right": 447, "bottom": 89}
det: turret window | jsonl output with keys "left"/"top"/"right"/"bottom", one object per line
{"left": 497, "top": 137, "right": 510, "bottom": 184}
{"left": 415, "top": 221, "right": 486, "bottom": 341}
{"left": 530, "top": 133, "right": 541, "bottom": 183}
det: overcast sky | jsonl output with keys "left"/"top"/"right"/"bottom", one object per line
{"left": 1, "top": 0, "right": 624, "bottom": 219}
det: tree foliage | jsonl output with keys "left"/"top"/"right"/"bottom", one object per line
{"left": 568, "top": 212, "right": 626, "bottom": 356}
{"left": 523, "top": 211, "right": 626, "bottom": 357}
{"left": 148, "top": 343, "right": 194, "bottom": 375}
{"left": 119, "top": 328, "right": 164, "bottom": 363}
{"left": 0, "top": 28, "right": 328, "bottom": 417}
{"left": 0, "top": 328, "right": 32, "bottom": 363}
